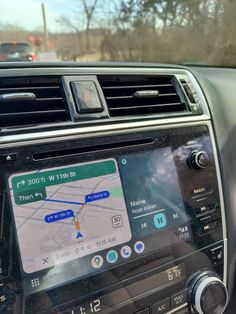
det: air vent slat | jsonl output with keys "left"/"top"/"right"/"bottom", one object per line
{"left": 102, "top": 84, "right": 172, "bottom": 90}
{"left": 0, "top": 110, "right": 67, "bottom": 127}
{"left": 106, "top": 93, "right": 178, "bottom": 100}
{"left": 0, "top": 110, "right": 66, "bottom": 117}
{"left": 36, "top": 97, "right": 63, "bottom": 102}
{"left": 110, "top": 102, "right": 182, "bottom": 111}
{"left": 98, "top": 75, "right": 189, "bottom": 117}
{"left": 0, "top": 87, "right": 62, "bottom": 99}
{"left": 0, "top": 76, "right": 69, "bottom": 128}
{"left": 0, "top": 86, "right": 60, "bottom": 91}
{"left": 106, "top": 96, "right": 133, "bottom": 100}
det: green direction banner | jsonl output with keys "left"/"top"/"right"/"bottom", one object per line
{"left": 14, "top": 188, "right": 47, "bottom": 205}
{"left": 12, "top": 159, "right": 116, "bottom": 194}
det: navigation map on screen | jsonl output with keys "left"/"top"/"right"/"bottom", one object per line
{"left": 9, "top": 159, "right": 131, "bottom": 274}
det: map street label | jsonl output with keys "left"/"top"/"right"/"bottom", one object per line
{"left": 85, "top": 191, "right": 110, "bottom": 203}
{"left": 44, "top": 209, "right": 74, "bottom": 223}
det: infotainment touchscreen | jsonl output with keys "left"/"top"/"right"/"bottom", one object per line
{"left": 10, "top": 159, "right": 131, "bottom": 274}
{"left": 8, "top": 147, "right": 191, "bottom": 294}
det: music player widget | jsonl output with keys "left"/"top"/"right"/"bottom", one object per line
{"left": 119, "top": 148, "right": 188, "bottom": 238}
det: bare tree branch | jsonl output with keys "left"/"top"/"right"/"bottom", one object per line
{"left": 81, "top": 0, "right": 99, "bottom": 50}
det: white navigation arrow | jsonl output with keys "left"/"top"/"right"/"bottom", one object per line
{"left": 17, "top": 180, "right": 25, "bottom": 188}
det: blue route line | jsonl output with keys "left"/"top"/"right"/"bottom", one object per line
{"left": 45, "top": 199, "right": 84, "bottom": 206}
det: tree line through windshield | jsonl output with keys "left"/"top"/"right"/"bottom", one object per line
{"left": 0, "top": 0, "right": 235, "bottom": 65}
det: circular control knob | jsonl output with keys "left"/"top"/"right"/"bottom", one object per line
{"left": 188, "top": 150, "right": 210, "bottom": 170}
{"left": 188, "top": 272, "right": 228, "bottom": 314}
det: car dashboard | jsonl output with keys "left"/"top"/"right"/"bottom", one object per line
{"left": 0, "top": 62, "right": 235, "bottom": 314}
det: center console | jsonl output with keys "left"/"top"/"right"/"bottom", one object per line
{"left": 0, "top": 122, "right": 227, "bottom": 314}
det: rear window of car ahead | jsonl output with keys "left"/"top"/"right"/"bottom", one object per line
{"left": 0, "top": 43, "right": 31, "bottom": 54}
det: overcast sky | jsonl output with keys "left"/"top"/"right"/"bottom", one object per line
{"left": 0, "top": 0, "right": 111, "bottom": 32}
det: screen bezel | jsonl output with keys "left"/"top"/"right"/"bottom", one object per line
{"left": 0, "top": 125, "right": 223, "bottom": 313}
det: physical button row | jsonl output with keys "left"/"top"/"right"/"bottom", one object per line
{"left": 135, "top": 289, "right": 187, "bottom": 314}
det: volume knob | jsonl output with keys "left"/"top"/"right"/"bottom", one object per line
{"left": 188, "top": 150, "right": 209, "bottom": 171}
{"left": 188, "top": 271, "right": 228, "bottom": 314}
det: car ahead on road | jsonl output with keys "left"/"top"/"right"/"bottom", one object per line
{"left": 0, "top": 42, "right": 37, "bottom": 62}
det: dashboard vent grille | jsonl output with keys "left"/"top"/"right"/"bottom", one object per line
{"left": 99, "top": 75, "right": 188, "bottom": 117}
{"left": 0, "top": 76, "right": 69, "bottom": 127}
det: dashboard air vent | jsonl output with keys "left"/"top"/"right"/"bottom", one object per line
{"left": 0, "top": 76, "right": 69, "bottom": 128}
{"left": 99, "top": 75, "right": 189, "bottom": 117}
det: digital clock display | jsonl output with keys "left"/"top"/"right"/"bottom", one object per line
{"left": 79, "top": 299, "right": 102, "bottom": 314}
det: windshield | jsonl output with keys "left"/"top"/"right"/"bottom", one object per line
{"left": 0, "top": 0, "right": 235, "bottom": 66}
